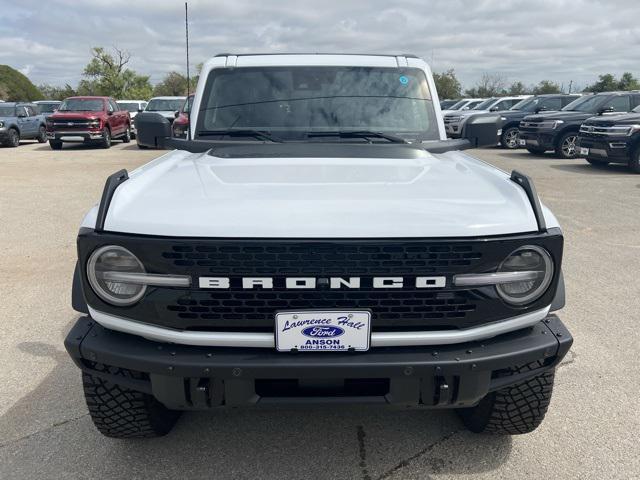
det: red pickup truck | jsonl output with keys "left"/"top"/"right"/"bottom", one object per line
{"left": 46, "top": 96, "right": 131, "bottom": 150}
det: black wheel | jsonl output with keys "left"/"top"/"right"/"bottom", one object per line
{"left": 83, "top": 367, "right": 181, "bottom": 439}
{"left": 555, "top": 132, "right": 579, "bottom": 159}
{"left": 36, "top": 125, "right": 47, "bottom": 143}
{"left": 629, "top": 147, "right": 640, "bottom": 174}
{"left": 586, "top": 157, "right": 609, "bottom": 168}
{"left": 6, "top": 128, "right": 20, "bottom": 147}
{"left": 49, "top": 140, "right": 63, "bottom": 150}
{"left": 121, "top": 126, "right": 131, "bottom": 143}
{"left": 457, "top": 368, "right": 555, "bottom": 435}
{"left": 526, "top": 147, "right": 546, "bottom": 155}
{"left": 101, "top": 128, "right": 111, "bottom": 149}
{"left": 500, "top": 127, "right": 520, "bottom": 149}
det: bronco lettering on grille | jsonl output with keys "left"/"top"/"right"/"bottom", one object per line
{"left": 198, "top": 276, "right": 447, "bottom": 289}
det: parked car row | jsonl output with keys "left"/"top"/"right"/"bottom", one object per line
{"left": 444, "top": 96, "right": 530, "bottom": 138}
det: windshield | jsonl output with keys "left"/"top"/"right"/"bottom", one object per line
{"left": 510, "top": 98, "right": 538, "bottom": 111}
{"left": 0, "top": 106, "right": 16, "bottom": 116}
{"left": 447, "top": 100, "right": 468, "bottom": 110}
{"left": 36, "top": 103, "right": 59, "bottom": 113}
{"left": 58, "top": 98, "right": 104, "bottom": 112}
{"left": 196, "top": 66, "right": 438, "bottom": 140}
{"left": 473, "top": 98, "right": 497, "bottom": 110}
{"left": 561, "top": 95, "right": 607, "bottom": 112}
{"left": 118, "top": 102, "right": 143, "bottom": 112}
{"left": 146, "top": 99, "right": 185, "bottom": 112}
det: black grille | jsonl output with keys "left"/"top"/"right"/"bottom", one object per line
{"left": 161, "top": 242, "right": 483, "bottom": 276}
{"left": 168, "top": 290, "right": 477, "bottom": 326}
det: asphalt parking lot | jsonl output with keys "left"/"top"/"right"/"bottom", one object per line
{"left": 1, "top": 140, "right": 639, "bottom": 480}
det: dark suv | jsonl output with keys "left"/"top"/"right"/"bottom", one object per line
{"left": 577, "top": 105, "right": 640, "bottom": 173}
{"left": 498, "top": 94, "right": 580, "bottom": 149}
{"left": 519, "top": 92, "right": 640, "bottom": 158}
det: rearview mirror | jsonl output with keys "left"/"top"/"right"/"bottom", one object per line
{"left": 135, "top": 112, "right": 171, "bottom": 149}
{"left": 461, "top": 113, "right": 500, "bottom": 148}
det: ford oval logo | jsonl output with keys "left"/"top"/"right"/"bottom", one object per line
{"left": 302, "top": 326, "right": 345, "bottom": 338}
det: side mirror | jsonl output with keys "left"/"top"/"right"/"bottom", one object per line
{"left": 138, "top": 108, "right": 144, "bottom": 113}
{"left": 489, "top": 106, "right": 499, "bottom": 112}
{"left": 135, "top": 112, "right": 171, "bottom": 148}
{"left": 107, "top": 110, "right": 113, "bottom": 116}
{"left": 535, "top": 106, "right": 548, "bottom": 113}
{"left": 599, "top": 106, "right": 615, "bottom": 115}
{"left": 17, "top": 111, "right": 27, "bottom": 118}
{"left": 461, "top": 113, "right": 500, "bottom": 148}
{"left": 174, "top": 111, "right": 180, "bottom": 119}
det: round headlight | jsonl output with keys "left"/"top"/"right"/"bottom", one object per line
{"left": 496, "top": 245, "right": 553, "bottom": 305}
{"left": 87, "top": 246, "right": 146, "bottom": 306}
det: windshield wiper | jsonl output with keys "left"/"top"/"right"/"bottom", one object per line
{"left": 198, "top": 129, "right": 283, "bottom": 142}
{"left": 306, "top": 130, "right": 408, "bottom": 143}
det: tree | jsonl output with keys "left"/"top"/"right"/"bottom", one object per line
{"left": 583, "top": 73, "right": 640, "bottom": 93}
{"left": 433, "top": 69, "right": 461, "bottom": 99}
{"left": 508, "top": 81, "right": 528, "bottom": 95}
{"left": 618, "top": 72, "right": 640, "bottom": 91}
{"left": 0, "top": 65, "right": 43, "bottom": 101}
{"left": 38, "top": 83, "right": 76, "bottom": 100}
{"left": 77, "top": 47, "right": 153, "bottom": 99}
{"left": 153, "top": 70, "right": 198, "bottom": 96}
{"left": 531, "top": 80, "right": 561, "bottom": 95}
{"left": 465, "top": 73, "right": 507, "bottom": 97}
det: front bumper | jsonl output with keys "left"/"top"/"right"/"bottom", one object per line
{"left": 577, "top": 136, "right": 632, "bottom": 162}
{"left": 518, "top": 130, "right": 557, "bottom": 150}
{"left": 47, "top": 130, "right": 104, "bottom": 142}
{"left": 65, "top": 314, "right": 572, "bottom": 409}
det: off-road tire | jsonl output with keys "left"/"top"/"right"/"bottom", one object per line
{"left": 500, "top": 127, "right": 520, "bottom": 149}
{"left": 82, "top": 367, "right": 181, "bottom": 439}
{"left": 586, "top": 157, "right": 609, "bottom": 168}
{"left": 121, "top": 126, "right": 131, "bottom": 143}
{"left": 555, "top": 132, "right": 579, "bottom": 159}
{"left": 457, "top": 368, "right": 555, "bottom": 435}
{"left": 526, "top": 147, "right": 546, "bottom": 155}
{"left": 36, "top": 125, "right": 47, "bottom": 143}
{"left": 49, "top": 140, "right": 63, "bottom": 150}
{"left": 629, "top": 147, "right": 640, "bottom": 174}
{"left": 101, "top": 127, "right": 111, "bottom": 149}
{"left": 6, "top": 128, "right": 20, "bottom": 147}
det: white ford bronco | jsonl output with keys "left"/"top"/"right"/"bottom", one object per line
{"left": 65, "top": 53, "right": 572, "bottom": 438}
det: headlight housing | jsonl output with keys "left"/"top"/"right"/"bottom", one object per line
{"left": 538, "top": 120, "right": 563, "bottom": 129}
{"left": 87, "top": 246, "right": 146, "bottom": 306}
{"left": 496, "top": 245, "right": 554, "bottom": 305}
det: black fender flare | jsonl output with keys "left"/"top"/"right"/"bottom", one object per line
{"left": 72, "top": 261, "right": 89, "bottom": 314}
{"left": 550, "top": 270, "right": 565, "bottom": 312}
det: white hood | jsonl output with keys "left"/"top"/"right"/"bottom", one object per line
{"left": 84, "top": 149, "right": 558, "bottom": 238}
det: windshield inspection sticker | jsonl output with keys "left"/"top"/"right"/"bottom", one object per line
{"left": 399, "top": 75, "right": 409, "bottom": 85}
{"left": 275, "top": 311, "right": 371, "bottom": 352}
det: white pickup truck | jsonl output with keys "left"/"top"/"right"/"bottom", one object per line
{"left": 65, "top": 53, "right": 572, "bottom": 439}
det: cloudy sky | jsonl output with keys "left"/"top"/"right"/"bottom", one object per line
{"left": 0, "top": 0, "right": 638, "bottom": 91}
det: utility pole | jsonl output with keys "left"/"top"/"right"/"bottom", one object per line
{"left": 568, "top": 80, "right": 573, "bottom": 94}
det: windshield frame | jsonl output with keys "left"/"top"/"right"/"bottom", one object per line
{"left": 194, "top": 65, "right": 440, "bottom": 142}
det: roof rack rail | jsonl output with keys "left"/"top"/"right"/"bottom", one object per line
{"left": 510, "top": 170, "right": 547, "bottom": 232}
{"left": 95, "top": 169, "right": 129, "bottom": 232}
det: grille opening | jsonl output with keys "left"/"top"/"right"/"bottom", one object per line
{"left": 255, "top": 378, "right": 390, "bottom": 397}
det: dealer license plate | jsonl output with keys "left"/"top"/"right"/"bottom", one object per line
{"left": 580, "top": 147, "right": 589, "bottom": 156}
{"left": 275, "top": 310, "right": 371, "bottom": 352}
